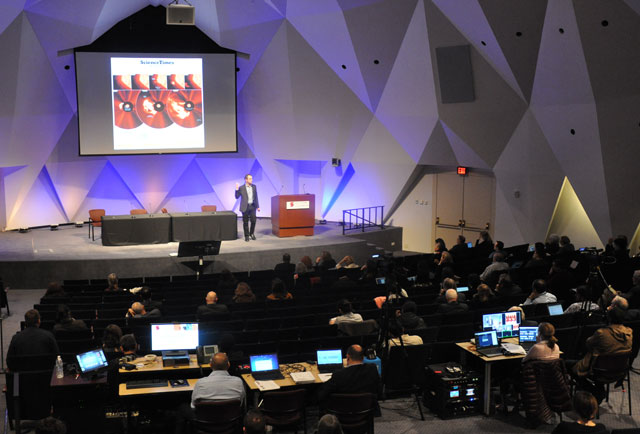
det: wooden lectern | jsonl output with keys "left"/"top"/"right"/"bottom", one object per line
{"left": 271, "top": 194, "right": 315, "bottom": 237}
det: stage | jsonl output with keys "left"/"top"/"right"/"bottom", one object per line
{"left": 0, "top": 218, "right": 402, "bottom": 288}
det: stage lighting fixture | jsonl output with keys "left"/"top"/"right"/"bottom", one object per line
{"left": 167, "top": 1, "right": 195, "bottom": 26}
{"left": 332, "top": 158, "right": 341, "bottom": 167}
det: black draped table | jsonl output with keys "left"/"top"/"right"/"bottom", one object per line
{"left": 101, "top": 211, "right": 238, "bottom": 246}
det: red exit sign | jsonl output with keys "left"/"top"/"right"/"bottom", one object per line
{"left": 457, "top": 166, "right": 468, "bottom": 176}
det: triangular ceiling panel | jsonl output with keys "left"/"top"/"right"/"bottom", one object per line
{"left": 267, "top": 0, "right": 287, "bottom": 17}
{"left": 342, "top": 0, "right": 417, "bottom": 111}
{"left": 75, "top": 160, "right": 143, "bottom": 218}
{"left": 8, "top": 166, "right": 68, "bottom": 228}
{"left": 286, "top": 22, "right": 374, "bottom": 162}
{"left": 478, "top": 0, "right": 548, "bottom": 102}
{"left": 493, "top": 109, "right": 564, "bottom": 242}
{"left": 432, "top": 0, "right": 525, "bottom": 101}
{"left": 531, "top": 102, "right": 611, "bottom": 243}
{"left": 424, "top": 0, "right": 527, "bottom": 167}
{"left": 530, "top": 0, "right": 594, "bottom": 107}
{"left": 337, "top": 0, "right": 386, "bottom": 11}
{"left": 417, "top": 121, "right": 458, "bottom": 166}
{"left": 287, "top": 0, "right": 370, "bottom": 108}
{"left": 0, "top": 1, "right": 26, "bottom": 34}
{"left": 375, "top": 0, "right": 438, "bottom": 162}
{"left": 440, "top": 121, "right": 489, "bottom": 169}
{"left": 93, "top": 0, "right": 149, "bottom": 41}
{"left": 623, "top": 0, "right": 640, "bottom": 15}
{"left": 158, "top": 158, "right": 223, "bottom": 214}
{"left": 108, "top": 154, "right": 194, "bottom": 212}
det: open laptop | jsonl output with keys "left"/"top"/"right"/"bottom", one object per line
{"left": 519, "top": 326, "right": 538, "bottom": 351}
{"left": 316, "top": 349, "right": 343, "bottom": 374}
{"left": 474, "top": 330, "right": 503, "bottom": 358}
{"left": 76, "top": 348, "right": 109, "bottom": 377}
{"left": 250, "top": 354, "right": 284, "bottom": 381}
{"left": 547, "top": 303, "right": 564, "bottom": 316}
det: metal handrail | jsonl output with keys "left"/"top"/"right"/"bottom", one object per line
{"left": 342, "top": 206, "right": 384, "bottom": 234}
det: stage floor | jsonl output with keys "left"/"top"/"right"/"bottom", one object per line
{"left": 0, "top": 218, "right": 402, "bottom": 288}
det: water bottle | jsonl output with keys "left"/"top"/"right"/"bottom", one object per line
{"left": 55, "top": 355, "right": 64, "bottom": 379}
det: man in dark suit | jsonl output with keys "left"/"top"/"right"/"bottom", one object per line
{"left": 7, "top": 309, "right": 59, "bottom": 370}
{"left": 274, "top": 253, "right": 295, "bottom": 275}
{"left": 436, "top": 289, "right": 469, "bottom": 314}
{"left": 317, "top": 344, "right": 379, "bottom": 408}
{"left": 235, "top": 174, "right": 260, "bottom": 241}
{"left": 196, "top": 291, "right": 229, "bottom": 320}
{"left": 449, "top": 235, "right": 472, "bottom": 262}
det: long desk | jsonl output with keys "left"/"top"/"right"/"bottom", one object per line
{"left": 118, "top": 354, "right": 207, "bottom": 374}
{"left": 119, "top": 378, "right": 198, "bottom": 397}
{"left": 101, "top": 212, "right": 238, "bottom": 246}
{"left": 456, "top": 338, "right": 524, "bottom": 416}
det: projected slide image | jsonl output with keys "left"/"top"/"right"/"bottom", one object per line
{"left": 111, "top": 57, "right": 204, "bottom": 151}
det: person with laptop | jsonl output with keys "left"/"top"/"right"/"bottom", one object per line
{"left": 521, "top": 279, "right": 557, "bottom": 305}
{"left": 317, "top": 345, "right": 379, "bottom": 408}
{"left": 522, "top": 323, "right": 560, "bottom": 363}
{"left": 329, "top": 300, "right": 363, "bottom": 325}
{"left": 175, "top": 352, "right": 245, "bottom": 434}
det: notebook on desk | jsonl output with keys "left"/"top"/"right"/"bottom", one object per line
{"left": 316, "top": 349, "right": 343, "bottom": 374}
{"left": 250, "top": 354, "right": 284, "bottom": 381}
{"left": 474, "top": 330, "right": 503, "bottom": 358}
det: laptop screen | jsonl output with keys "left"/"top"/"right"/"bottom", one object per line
{"left": 547, "top": 304, "right": 564, "bottom": 316}
{"left": 76, "top": 348, "right": 108, "bottom": 374}
{"left": 482, "top": 311, "right": 521, "bottom": 338}
{"left": 317, "top": 349, "right": 342, "bottom": 366}
{"left": 250, "top": 354, "right": 279, "bottom": 372}
{"left": 519, "top": 327, "right": 538, "bottom": 344}
{"left": 457, "top": 286, "right": 469, "bottom": 293}
{"left": 475, "top": 331, "right": 499, "bottom": 349}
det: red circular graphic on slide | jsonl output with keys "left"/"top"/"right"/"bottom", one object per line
{"left": 113, "top": 90, "right": 142, "bottom": 129}
{"left": 136, "top": 91, "right": 173, "bottom": 128}
{"left": 166, "top": 90, "right": 202, "bottom": 128}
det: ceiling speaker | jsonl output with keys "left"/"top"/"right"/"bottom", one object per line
{"left": 167, "top": 5, "right": 195, "bottom": 26}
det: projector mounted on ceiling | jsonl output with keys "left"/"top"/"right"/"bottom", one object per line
{"left": 167, "top": 1, "right": 195, "bottom": 26}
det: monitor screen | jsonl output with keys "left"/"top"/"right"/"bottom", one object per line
{"left": 250, "top": 354, "right": 279, "bottom": 372}
{"left": 76, "top": 348, "right": 108, "bottom": 374}
{"left": 547, "top": 304, "right": 564, "bottom": 316}
{"left": 467, "top": 242, "right": 473, "bottom": 248}
{"left": 317, "top": 349, "right": 342, "bottom": 365}
{"left": 475, "top": 331, "right": 498, "bottom": 348}
{"left": 457, "top": 286, "right": 469, "bottom": 293}
{"left": 151, "top": 323, "right": 199, "bottom": 351}
{"left": 519, "top": 327, "right": 538, "bottom": 343}
{"left": 482, "top": 311, "right": 521, "bottom": 338}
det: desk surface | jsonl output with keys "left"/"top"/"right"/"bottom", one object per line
{"left": 119, "top": 354, "right": 207, "bottom": 373}
{"left": 119, "top": 378, "right": 198, "bottom": 397}
{"left": 241, "top": 362, "right": 330, "bottom": 390}
{"left": 456, "top": 337, "right": 525, "bottom": 362}
{"left": 50, "top": 371, "right": 108, "bottom": 388}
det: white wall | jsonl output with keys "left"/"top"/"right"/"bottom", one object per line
{"left": 389, "top": 174, "right": 435, "bottom": 253}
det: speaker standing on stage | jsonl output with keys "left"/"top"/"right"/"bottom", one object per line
{"left": 235, "top": 174, "right": 260, "bottom": 242}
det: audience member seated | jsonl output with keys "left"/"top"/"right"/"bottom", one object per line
{"left": 232, "top": 282, "right": 256, "bottom": 303}
{"left": 53, "top": 304, "right": 87, "bottom": 333}
{"left": 564, "top": 286, "right": 601, "bottom": 314}
{"left": 622, "top": 270, "right": 640, "bottom": 309}
{"left": 294, "top": 262, "right": 312, "bottom": 290}
{"left": 300, "top": 255, "right": 314, "bottom": 271}
{"left": 317, "top": 345, "right": 379, "bottom": 408}
{"left": 436, "top": 278, "right": 467, "bottom": 303}
{"left": 266, "top": 278, "right": 293, "bottom": 301}
{"left": 550, "top": 391, "right": 607, "bottom": 434}
{"left": 102, "top": 324, "right": 123, "bottom": 359}
{"left": 196, "top": 291, "right": 229, "bottom": 320}
{"left": 127, "top": 301, "right": 161, "bottom": 319}
{"left": 435, "top": 251, "right": 454, "bottom": 282}
{"left": 470, "top": 284, "right": 497, "bottom": 309}
{"left": 35, "top": 416, "right": 67, "bottom": 434}
{"left": 396, "top": 301, "right": 426, "bottom": 330}
{"left": 479, "top": 252, "right": 509, "bottom": 284}
{"left": 556, "top": 235, "right": 575, "bottom": 260}
{"left": 387, "top": 323, "right": 423, "bottom": 347}
{"left": 509, "top": 306, "right": 537, "bottom": 327}
{"left": 547, "top": 260, "right": 574, "bottom": 303}
{"left": 475, "top": 230, "right": 494, "bottom": 258}
{"left": 448, "top": 235, "right": 472, "bottom": 263}
{"left": 120, "top": 334, "right": 139, "bottom": 358}
{"left": 217, "top": 269, "right": 238, "bottom": 292}
{"left": 317, "top": 414, "right": 343, "bottom": 434}
{"left": 139, "top": 286, "right": 162, "bottom": 312}
{"left": 495, "top": 273, "right": 522, "bottom": 296}
{"left": 434, "top": 237, "right": 447, "bottom": 258}
{"left": 545, "top": 234, "right": 560, "bottom": 256}
{"left": 244, "top": 409, "right": 266, "bottom": 434}
{"left": 316, "top": 251, "right": 337, "bottom": 271}
{"left": 105, "top": 272, "right": 120, "bottom": 292}
{"left": 525, "top": 243, "right": 548, "bottom": 268}
{"left": 43, "top": 282, "right": 66, "bottom": 299}
{"left": 522, "top": 322, "right": 560, "bottom": 363}
{"left": 572, "top": 305, "right": 632, "bottom": 402}
{"left": 336, "top": 255, "right": 359, "bottom": 269}
{"left": 522, "top": 279, "right": 557, "bottom": 305}
{"left": 610, "top": 295, "right": 640, "bottom": 322}
{"left": 467, "top": 273, "right": 482, "bottom": 293}
{"left": 489, "top": 241, "right": 506, "bottom": 261}
{"left": 329, "top": 299, "right": 363, "bottom": 325}
{"left": 437, "top": 289, "right": 469, "bottom": 314}
{"left": 175, "top": 352, "right": 245, "bottom": 434}
{"left": 274, "top": 253, "right": 296, "bottom": 275}
{"left": 7, "top": 309, "right": 59, "bottom": 369}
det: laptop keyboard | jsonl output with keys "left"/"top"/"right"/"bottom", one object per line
{"left": 252, "top": 370, "right": 284, "bottom": 381}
